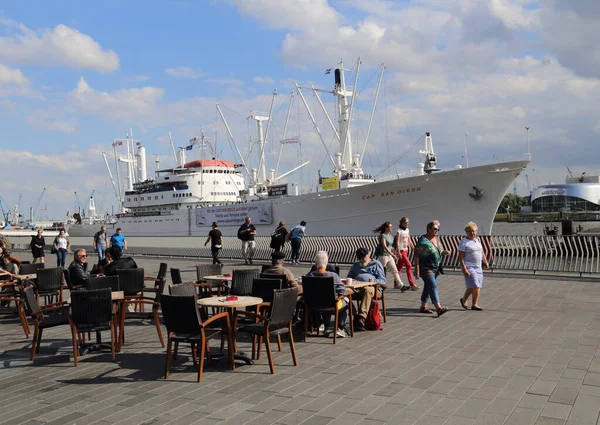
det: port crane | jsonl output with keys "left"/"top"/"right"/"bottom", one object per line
{"left": 30, "top": 188, "right": 46, "bottom": 224}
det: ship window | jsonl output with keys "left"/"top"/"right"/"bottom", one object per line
{"left": 161, "top": 195, "right": 163, "bottom": 199}
{"left": 218, "top": 170, "right": 223, "bottom": 173}
{"left": 155, "top": 196, "right": 158, "bottom": 200}
{"left": 141, "top": 197, "right": 144, "bottom": 200}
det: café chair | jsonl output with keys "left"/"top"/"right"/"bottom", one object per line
{"left": 170, "top": 268, "right": 183, "bottom": 285}
{"left": 35, "top": 267, "right": 64, "bottom": 304}
{"left": 0, "top": 278, "right": 30, "bottom": 338}
{"left": 69, "top": 288, "right": 116, "bottom": 367}
{"left": 301, "top": 276, "right": 353, "bottom": 344}
{"left": 233, "top": 287, "right": 299, "bottom": 374}
{"left": 121, "top": 277, "right": 166, "bottom": 348}
{"left": 88, "top": 276, "right": 120, "bottom": 291}
{"left": 117, "top": 268, "right": 145, "bottom": 345}
{"left": 23, "top": 286, "right": 70, "bottom": 361}
{"left": 251, "top": 278, "right": 284, "bottom": 355}
{"left": 169, "top": 282, "right": 197, "bottom": 297}
{"left": 231, "top": 269, "right": 260, "bottom": 296}
{"left": 63, "top": 269, "right": 84, "bottom": 292}
{"left": 196, "top": 264, "right": 224, "bottom": 295}
{"left": 19, "top": 263, "right": 44, "bottom": 275}
{"left": 161, "top": 293, "right": 234, "bottom": 382}
{"left": 260, "top": 264, "right": 271, "bottom": 273}
{"left": 260, "top": 273, "right": 289, "bottom": 288}
{"left": 144, "top": 262, "right": 168, "bottom": 294}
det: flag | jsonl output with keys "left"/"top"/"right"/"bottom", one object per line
{"left": 118, "top": 141, "right": 123, "bottom": 146}
{"left": 325, "top": 68, "right": 332, "bottom": 74}
{"left": 136, "top": 142, "right": 141, "bottom": 146}
{"left": 185, "top": 145, "right": 193, "bottom": 151}
{"left": 234, "top": 163, "right": 244, "bottom": 168}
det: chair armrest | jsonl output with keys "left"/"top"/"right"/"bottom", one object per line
{"left": 202, "top": 311, "right": 230, "bottom": 327}
{"left": 0, "top": 282, "right": 17, "bottom": 289}
{"left": 336, "top": 295, "right": 345, "bottom": 301}
{"left": 41, "top": 304, "right": 70, "bottom": 314}
{"left": 234, "top": 310, "right": 270, "bottom": 323}
{"left": 144, "top": 277, "right": 160, "bottom": 282}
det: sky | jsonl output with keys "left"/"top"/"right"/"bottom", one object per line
{"left": 1, "top": 0, "right": 599, "bottom": 221}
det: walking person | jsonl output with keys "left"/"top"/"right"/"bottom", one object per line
{"left": 373, "top": 221, "right": 407, "bottom": 291}
{"left": 53, "top": 229, "right": 71, "bottom": 268}
{"left": 110, "top": 228, "right": 127, "bottom": 252}
{"left": 237, "top": 216, "right": 256, "bottom": 265}
{"left": 93, "top": 225, "right": 108, "bottom": 261}
{"left": 204, "top": 222, "right": 223, "bottom": 265}
{"left": 459, "top": 222, "right": 489, "bottom": 311}
{"left": 288, "top": 221, "right": 306, "bottom": 265}
{"left": 270, "top": 221, "right": 288, "bottom": 253}
{"left": 396, "top": 216, "right": 419, "bottom": 290}
{"left": 30, "top": 228, "right": 45, "bottom": 264}
{"left": 414, "top": 220, "right": 448, "bottom": 317}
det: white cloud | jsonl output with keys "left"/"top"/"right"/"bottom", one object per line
{"left": 0, "top": 63, "right": 41, "bottom": 98}
{"left": 0, "top": 63, "right": 30, "bottom": 86}
{"left": 125, "top": 75, "right": 151, "bottom": 82}
{"left": 253, "top": 76, "right": 274, "bottom": 84}
{"left": 0, "top": 149, "right": 87, "bottom": 172}
{"left": 164, "top": 66, "right": 201, "bottom": 79}
{"left": 207, "top": 78, "right": 244, "bottom": 87}
{"left": 0, "top": 20, "right": 119, "bottom": 73}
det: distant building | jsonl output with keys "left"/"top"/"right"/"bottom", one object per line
{"left": 531, "top": 174, "right": 600, "bottom": 212}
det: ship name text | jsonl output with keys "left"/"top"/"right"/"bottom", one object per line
{"left": 362, "top": 186, "right": 421, "bottom": 200}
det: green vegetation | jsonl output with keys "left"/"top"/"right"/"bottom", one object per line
{"left": 497, "top": 194, "right": 531, "bottom": 213}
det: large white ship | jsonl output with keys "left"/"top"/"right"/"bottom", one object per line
{"left": 68, "top": 60, "right": 529, "bottom": 238}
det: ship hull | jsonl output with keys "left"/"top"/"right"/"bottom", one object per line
{"left": 66, "top": 160, "right": 528, "bottom": 238}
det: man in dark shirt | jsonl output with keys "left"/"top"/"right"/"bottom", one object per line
{"left": 68, "top": 248, "right": 89, "bottom": 288}
{"left": 204, "top": 221, "right": 223, "bottom": 265}
{"left": 238, "top": 216, "right": 256, "bottom": 265}
{"left": 103, "top": 246, "right": 138, "bottom": 276}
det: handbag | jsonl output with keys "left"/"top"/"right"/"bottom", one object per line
{"left": 51, "top": 246, "right": 57, "bottom": 254}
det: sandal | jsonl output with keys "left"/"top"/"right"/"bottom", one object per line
{"left": 437, "top": 307, "right": 449, "bottom": 317}
{"left": 460, "top": 298, "right": 468, "bottom": 310}
{"left": 419, "top": 307, "right": 433, "bottom": 314}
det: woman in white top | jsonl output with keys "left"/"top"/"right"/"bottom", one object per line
{"left": 53, "top": 229, "right": 71, "bottom": 268}
{"left": 395, "top": 217, "right": 419, "bottom": 290}
{"left": 458, "top": 222, "right": 489, "bottom": 311}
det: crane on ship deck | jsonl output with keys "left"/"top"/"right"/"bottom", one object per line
{"left": 30, "top": 187, "right": 46, "bottom": 225}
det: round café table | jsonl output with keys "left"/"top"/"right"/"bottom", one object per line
{"left": 200, "top": 275, "right": 233, "bottom": 296}
{"left": 197, "top": 296, "right": 263, "bottom": 365}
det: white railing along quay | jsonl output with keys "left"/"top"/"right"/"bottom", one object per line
{"left": 4, "top": 234, "right": 600, "bottom": 276}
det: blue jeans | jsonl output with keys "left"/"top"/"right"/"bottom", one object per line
{"left": 56, "top": 249, "right": 67, "bottom": 268}
{"left": 97, "top": 246, "right": 106, "bottom": 261}
{"left": 420, "top": 273, "right": 440, "bottom": 304}
{"left": 290, "top": 238, "right": 302, "bottom": 261}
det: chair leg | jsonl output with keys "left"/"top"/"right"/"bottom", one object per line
{"left": 205, "top": 339, "right": 212, "bottom": 363}
{"left": 333, "top": 308, "right": 339, "bottom": 345}
{"left": 165, "top": 335, "right": 172, "bottom": 379}
{"left": 256, "top": 336, "right": 262, "bottom": 360}
{"left": 381, "top": 291, "right": 387, "bottom": 323}
{"left": 30, "top": 322, "right": 39, "bottom": 360}
{"left": 17, "top": 303, "right": 30, "bottom": 338}
{"left": 288, "top": 324, "right": 298, "bottom": 366}
{"left": 191, "top": 342, "right": 198, "bottom": 365}
{"left": 69, "top": 321, "right": 79, "bottom": 367}
{"left": 119, "top": 303, "right": 126, "bottom": 348}
{"left": 251, "top": 335, "right": 256, "bottom": 360}
{"left": 226, "top": 315, "right": 235, "bottom": 371}
{"left": 198, "top": 333, "right": 206, "bottom": 382}
{"left": 173, "top": 341, "right": 179, "bottom": 360}
{"left": 303, "top": 304, "right": 309, "bottom": 342}
{"left": 153, "top": 309, "right": 165, "bottom": 348}
{"left": 264, "top": 331, "right": 275, "bottom": 374}
{"left": 277, "top": 335, "right": 282, "bottom": 352}
{"left": 110, "top": 320, "right": 116, "bottom": 362}
{"left": 349, "top": 295, "right": 354, "bottom": 338}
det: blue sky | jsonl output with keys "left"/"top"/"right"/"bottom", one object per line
{"left": 1, "top": 0, "right": 600, "bottom": 221}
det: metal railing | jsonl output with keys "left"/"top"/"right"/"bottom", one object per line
{"left": 6, "top": 234, "right": 600, "bottom": 276}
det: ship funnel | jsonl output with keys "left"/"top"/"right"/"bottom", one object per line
{"left": 335, "top": 69, "right": 341, "bottom": 86}
{"left": 177, "top": 148, "right": 186, "bottom": 168}
{"left": 137, "top": 146, "right": 147, "bottom": 181}
{"left": 268, "top": 169, "right": 275, "bottom": 182}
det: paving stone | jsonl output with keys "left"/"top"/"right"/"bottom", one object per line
{"left": 528, "top": 379, "right": 558, "bottom": 396}
{"left": 540, "top": 402, "right": 571, "bottom": 420}
{"left": 548, "top": 378, "right": 583, "bottom": 405}
{"left": 564, "top": 394, "right": 600, "bottom": 425}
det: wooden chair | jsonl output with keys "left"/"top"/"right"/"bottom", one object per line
{"left": 144, "top": 262, "right": 168, "bottom": 294}
{"left": 170, "top": 268, "right": 183, "bottom": 285}
{"left": 19, "top": 263, "right": 44, "bottom": 275}
{"left": 231, "top": 269, "right": 261, "bottom": 296}
{"left": 196, "top": 264, "right": 224, "bottom": 295}
{"left": 234, "top": 287, "right": 299, "bottom": 374}
{"left": 63, "top": 269, "right": 84, "bottom": 292}
{"left": 260, "top": 272, "right": 289, "bottom": 288}
{"left": 301, "top": 276, "right": 353, "bottom": 344}
{"left": 69, "top": 288, "right": 116, "bottom": 366}
{"left": 0, "top": 278, "right": 30, "bottom": 338}
{"left": 23, "top": 286, "right": 70, "bottom": 360}
{"left": 161, "top": 294, "right": 234, "bottom": 382}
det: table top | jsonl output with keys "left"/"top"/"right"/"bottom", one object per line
{"left": 341, "top": 279, "right": 380, "bottom": 289}
{"left": 197, "top": 296, "right": 262, "bottom": 308}
{"left": 202, "top": 275, "right": 233, "bottom": 281}
{"left": 13, "top": 273, "right": 37, "bottom": 281}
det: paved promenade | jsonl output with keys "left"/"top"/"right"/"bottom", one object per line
{"left": 1, "top": 256, "right": 600, "bottom": 425}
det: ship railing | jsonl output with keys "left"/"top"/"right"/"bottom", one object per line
{"left": 4, "top": 234, "right": 599, "bottom": 276}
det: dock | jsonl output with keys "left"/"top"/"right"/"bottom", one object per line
{"left": 1, "top": 256, "right": 600, "bottom": 425}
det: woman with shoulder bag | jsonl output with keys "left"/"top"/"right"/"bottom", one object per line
{"left": 270, "top": 221, "right": 288, "bottom": 253}
{"left": 30, "top": 228, "right": 45, "bottom": 264}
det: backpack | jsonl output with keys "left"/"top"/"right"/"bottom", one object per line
{"left": 237, "top": 227, "right": 245, "bottom": 241}
{"left": 364, "top": 300, "right": 382, "bottom": 331}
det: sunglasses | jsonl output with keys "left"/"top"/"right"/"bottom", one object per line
{"left": 432, "top": 228, "right": 440, "bottom": 231}
{"left": 79, "top": 255, "right": 87, "bottom": 258}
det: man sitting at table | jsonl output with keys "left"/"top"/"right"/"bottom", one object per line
{"left": 262, "top": 251, "right": 299, "bottom": 287}
{"left": 103, "top": 246, "right": 138, "bottom": 276}
{"left": 68, "top": 248, "right": 90, "bottom": 287}
{"left": 306, "top": 251, "right": 350, "bottom": 338}
{"left": 347, "top": 247, "right": 384, "bottom": 331}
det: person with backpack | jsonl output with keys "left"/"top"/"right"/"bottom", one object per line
{"left": 373, "top": 221, "right": 407, "bottom": 291}
{"left": 93, "top": 225, "right": 108, "bottom": 262}
{"left": 288, "top": 221, "right": 306, "bottom": 265}
{"left": 346, "top": 247, "right": 383, "bottom": 331}
{"left": 237, "top": 216, "right": 256, "bottom": 265}
{"left": 270, "top": 221, "right": 288, "bottom": 253}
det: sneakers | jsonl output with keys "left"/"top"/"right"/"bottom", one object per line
{"left": 400, "top": 285, "right": 409, "bottom": 292}
{"left": 410, "top": 286, "right": 420, "bottom": 291}
{"left": 323, "top": 325, "right": 334, "bottom": 336}
{"left": 335, "top": 328, "right": 349, "bottom": 338}
{"left": 318, "top": 324, "right": 325, "bottom": 333}
{"left": 354, "top": 319, "right": 366, "bottom": 332}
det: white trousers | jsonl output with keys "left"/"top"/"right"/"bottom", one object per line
{"left": 378, "top": 255, "right": 404, "bottom": 287}
{"left": 242, "top": 241, "right": 256, "bottom": 259}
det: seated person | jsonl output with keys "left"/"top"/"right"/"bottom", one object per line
{"left": 262, "top": 251, "right": 298, "bottom": 287}
{"left": 68, "top": 249, "right": 90, "bottom": 287}
{"left": 103, "top": 246, "right": 138, "bottom": 276}
{"left": 347, "top": 247, "right": 384, "bottom": 331}
{"left": 306, "top": 251, "right": 350, "bottom": 338}
{"left": 309, "top": 262, "right": 337, "bottom": 273}
{"left": 1, "top": 254, "right": 21, "bottom": 276}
